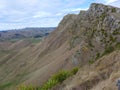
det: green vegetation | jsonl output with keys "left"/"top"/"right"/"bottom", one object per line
{"left": 9, "top": 38, "right": 21, "bottom": 43}
{"left": 102, "top": 46, "right": 114, "bottom": 56}
{"left": 115, "top": 42, "right": 120, "bottom": 50}
{"left": 89, "top": 46, "right": 115, "bottom": 64}
{"left": 17, "top": 84, "right": 34, "bottom": 90}
{"left": 40, "top": 79, "right": 58, "bottom": 90}
{"left": 95, "top": 52, "right": 100, "bottom": 60}
{"left": 69, "top": 39, "right": 75, "bottom": 49}
{"left": 88, "top": 26, "right": 120, "bottom": 65}
{"left": 17, "top": 67, "right": 79, "bottom": 90}
{"left": 89, "top": 41, "right": 120, "bottom": 65}
{"left": 94, "top": 3, "right": 99, "bottom": 8}
{"left": 40, "top": 70, "right": 70, "bottom": 90}
{"left": 9, "top": 37, "right": 42, "bottom": 44}
{"left": 86, "top": 29, "right": 95, "bottom": 39}
{"left": 89, "top": 53, "right": 101, "bottom": 64}
{"left": 0, "top": 82, "right": 14, "bottom": 90}
{"left": 109, "top": 35, "right": 116, "bottom": 42}
{"left": 71, "top": 67, "right": 79, "bottom": 75}
{"left": 88, "top": 41, "right": 94, "bottom": 48}
{"left": 113, "top": 29, "right": 120, "bottom": 35}
{"left": 40, "top": 67, "right": 79, "bottom": 90}
{"left": 0, "top": 50, "right": 11, "bottom": 57}
{"left": 51, "top": 70, "right": 70, "bottom": 83}
{"left": 0, "top": 72, "right": 29, "bottom": 90}
{"left": 0, "top": 50, "right": 11, "bottom": 53}
{"left": 111, "top": 8, "right": 116, "bottom": 12}
{"left": 28, "top": 38, "right": 42, "bottom": 44}
{"left": 89, "top": 59, "right": 95, "bottom": 64}
{"left": 100, "top": 13, "right": 106, "bottom": 21}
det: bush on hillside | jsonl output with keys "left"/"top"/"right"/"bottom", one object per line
{"left": 17, "top": 84, "right": 34, "bottom": 90}
{"left": 17, "top": 67, "right": 79, "bottom": 90}
{"left": 102, "top": 46, "right": 114, "bottom": 56}
{"left": 71, "top": 67, "right": 79, "bottom": 75}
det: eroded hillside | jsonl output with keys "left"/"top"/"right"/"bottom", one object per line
{"left": 0, "top": 3, "right": 120, "bottom": 90}
{"left": 54, "top": 50, "right": 120, "bottom": 90}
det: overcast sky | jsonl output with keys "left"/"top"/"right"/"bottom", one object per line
{"left": 0, "top": 0, "right": 120, "bottom": 30}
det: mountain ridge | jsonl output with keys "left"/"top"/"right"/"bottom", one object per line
{"left": 0, "top": 3, "right": 120, "bottom": 90}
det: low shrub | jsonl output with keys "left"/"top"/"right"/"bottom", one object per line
{"left": 18, "top": 68, "right": 79, "bottom": 90}
{"left": 102, "top": 46, "right": 114, "bottom": 56}
{"left": 40, "top": 69, "right": 78, "bottom": 90}
{"left": 111, "top": 8, "right": 116, "bottom": 12}
{"left": 51, "top": 70, "right": 70, "bottom": 83}
{"left": 115, "top": 42, "right": 120, "bottom": 50}
{"left": 89, "top": 59, "right": 95, "bottom": 64}
{"left": 95, "top": 52, "right": 100, "bottom": 60}
{"left": 17, "top": 84, "right": 35, "bottom": 90}
{"left": 71, "top": 67, "right": 79, "bottom": 75}
{"left": 40, "top": 79, "right": 58, "bottom": 90}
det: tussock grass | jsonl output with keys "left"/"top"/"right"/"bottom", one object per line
{"left": 17, "top": 67, "right": 79, "bottom": 90}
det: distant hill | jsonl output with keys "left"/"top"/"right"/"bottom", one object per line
{"left": 0, "top": 27, "right": 55, "bottom": 41}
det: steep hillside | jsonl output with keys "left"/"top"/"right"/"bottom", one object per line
{"left": 52, "top": 3, "right": 120, "bottom": 90}
{"left": 0, "top": 3, "right": 120, "bottom": 90}
{"left": 54, "top": 50, "right": 120, "bottom": 90}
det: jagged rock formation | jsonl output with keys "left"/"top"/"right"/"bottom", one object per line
{"left": 67, "top": 3, "right": 120, "bottom": 66}
{"left": 0, "top": 3, "right": 120, "bottom": 90}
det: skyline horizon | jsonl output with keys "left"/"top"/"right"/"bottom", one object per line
{"left": 0, "top": 26, "right": 56, "bottom": 31}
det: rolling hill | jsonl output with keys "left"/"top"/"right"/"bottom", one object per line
{"left": 0, "top": 27, "right": 55, "bottom": 41}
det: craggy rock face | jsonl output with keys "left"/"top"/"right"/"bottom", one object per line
{"left": 88, "top": 3, "right": 120, "bottom": 15}
{"left": 65, "top": 3, "right": 120, "bottom": 66}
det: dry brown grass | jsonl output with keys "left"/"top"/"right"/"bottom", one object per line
{"left": 61, "top": 50, "right": 120, "bottom": 90}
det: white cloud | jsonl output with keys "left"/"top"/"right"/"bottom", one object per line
{"left": 0, "top": 0, "right": 119, "bottom": 30}
{"left": 64, "top": 0, "right": 86, "bottom": 7}
{"left": 70, "top": 8, "right": 88, "bottom": 12}
{"left": 33, "top": 12, "right": 52, "bottom": 18}
{"left": 0, "top": 0, "right": 88, "bottom": 30}
{"left": 103, "top": 0, "right": 120, "bottom": 7}
{"left": 55, "top": 13, "right": 63, "bottom": 16}
{"left": 0, "top": 0, "right": 7, "bottom": 10}
{"left": 17, "top": 0, "right": 39, "bottom": 6}
{"left": 104, "top": 0, "right": 119, "bottom": 4}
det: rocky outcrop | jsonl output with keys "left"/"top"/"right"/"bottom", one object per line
{"left": 66, "top": 3, "right": 120, "bottom": 65}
